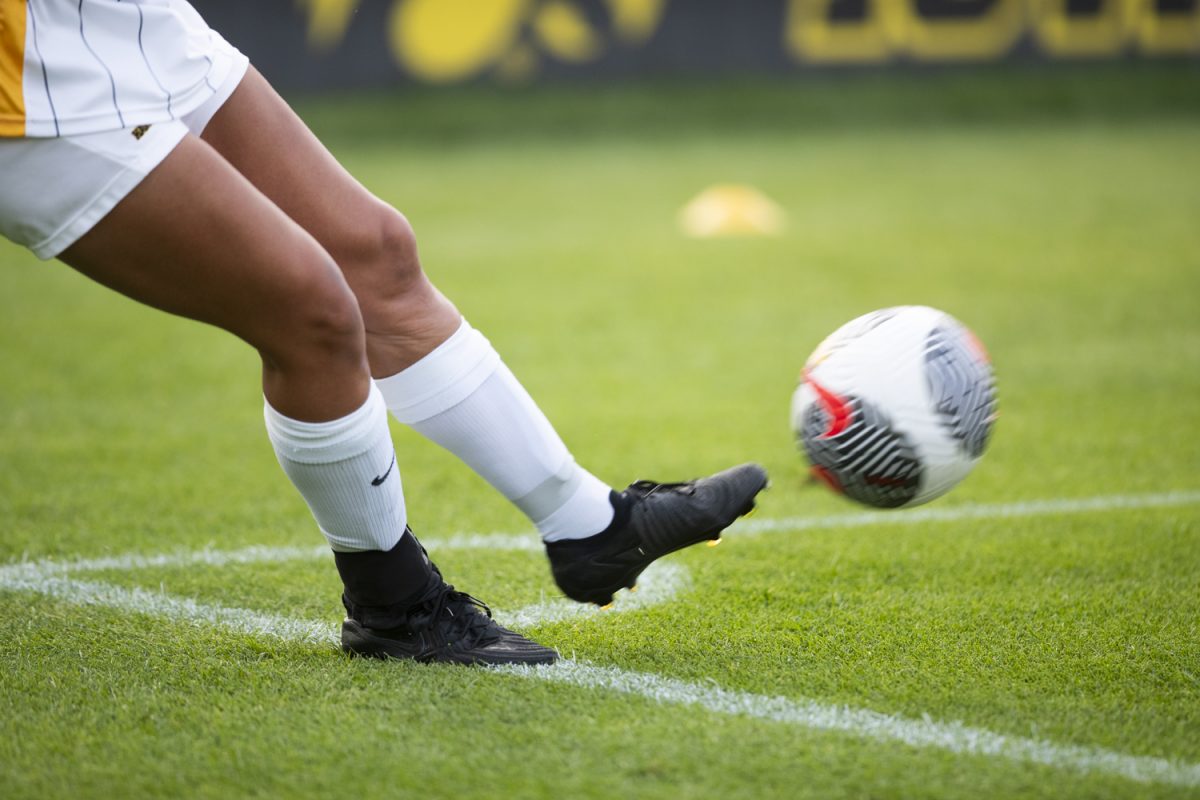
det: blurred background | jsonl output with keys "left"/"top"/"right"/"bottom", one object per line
{"left": 191, "top": 0, "right": 1200, "bottom": 91}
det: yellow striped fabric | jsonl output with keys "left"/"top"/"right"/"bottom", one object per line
{"left": 0, "top": 0, "right": 25, "bottom": 136}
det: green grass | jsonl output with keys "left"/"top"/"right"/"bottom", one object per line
{"left": 2, "top": 68, "right": 1199, "bottom": 799}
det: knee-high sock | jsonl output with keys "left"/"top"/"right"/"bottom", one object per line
{"left": 264, "top": 383, "right": 406, "bottom": 553}
{"left": 375, "top": 319, "right": 614, "bottom": 542}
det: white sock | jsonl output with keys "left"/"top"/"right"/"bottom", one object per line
{"left": 264, "top": 384, "right": 406, "bottom": 552}
{"left": 376, "top": 319, "right": 614, "bottom": 542}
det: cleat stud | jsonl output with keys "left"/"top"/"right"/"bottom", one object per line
{"left": 628, "top": 585, "right": 639, "bottom": 594}
{"left": 600, "top": 602, "right": 614, "bottom": 611}
{"left": 707, "top": 537, "right": 722, "bottom": 547}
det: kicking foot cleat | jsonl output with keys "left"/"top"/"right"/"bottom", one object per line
{"left": 341, "top": 574, "right": 557, "bottom": 666}
{"left": 545, "top": 462, "right": 769, "bottom": 606}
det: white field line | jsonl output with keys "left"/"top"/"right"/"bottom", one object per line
{"left": 504, "top": 661, "right": 1200, "bottom": 789}
{"left": 0, "top": 545, "right": 687, "bottom": 633}
{"left": 6, "top": 489, "right": 1196, "bottom": 584}
{"left": 2, "top": 568, "right": 1196, "bottom": 789}
{"left": 0, "top": 534, "right": 541, "bottom": 584}
{"left": 731, "top": 490, "right": 1200, "bottom": 536}
{"left": 497, "top": 562, "right": 688, "bottom": 629}
{"left": 429, "top": 533, "right": 542, "bottom": 552}
{"left": 0, "top": 544, "right": 332, "bottom": 584}
{"left": 1, "top": 573, "right": 338, "bottom": 645}
{"left": 2, "top": 489, "right": 1199, "bottom": 787}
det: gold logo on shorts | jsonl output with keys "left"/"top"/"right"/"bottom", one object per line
{"left": 131, "top": 125, "right": 151, "bottom": 140}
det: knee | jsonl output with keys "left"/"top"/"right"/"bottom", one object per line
{"left": 377, "top": 206, "right": 421, "bottom": 283}
{"left": 263, "top": 255, "right": 367, "bottom": 372}
{"left": 339, "top": 203, "right": 431, "bottom": 308}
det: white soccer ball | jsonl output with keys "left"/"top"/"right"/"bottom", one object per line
{"left": 790, "top": 306, "right": 997, "bottom": 509}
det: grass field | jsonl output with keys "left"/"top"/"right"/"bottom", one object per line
{"left": 1, "top": 67, "right": 1198, "bottom": 799}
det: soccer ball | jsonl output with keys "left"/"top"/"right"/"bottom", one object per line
{"left": 790, "top": 306, "right": 997, "bottom": 509}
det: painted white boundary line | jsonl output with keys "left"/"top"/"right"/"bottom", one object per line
{"left": 0, "top": 544, "right": 332, "bottom": 584}
{"left": 0, "top": 559, "right": 682, "bottom": 640}
{"left": 731, "top": 490, "right": 1200, "bottom": 536}
{"left": 5, "top": 570, "right": 1197, "bottom": 788}
{"left": 2, "top": 489, "right": 1198, "bottom": 788}
{"left": 6, "top": 489, "right": 1196, "bottom": 584}
{"left": 497, "top": 563, "right": 689, "bottom": 629}
{"left": 0, "top": 547, "right": 686, "bottom": 632}
{"left": 508, "top": 661, "right": 1200, "bottom": 789}
{"left": 2, "top": 573, "right": 338, "bottom": 644}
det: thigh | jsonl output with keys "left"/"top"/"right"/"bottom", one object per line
{"left": 197, "top": 67, "right": 462, "bottom": 376}
{"left": 197, "top": 67, "right": 390, "bottom": 271}
{"left": 58, "top": 133, "right": 349, "bottom": 354}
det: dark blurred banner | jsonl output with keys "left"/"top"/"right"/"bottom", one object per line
{"left": 191, "top": 1, "right": 1200, "bottom": 90}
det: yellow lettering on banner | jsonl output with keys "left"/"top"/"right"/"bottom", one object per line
{"left": 534, "top": 1, "right": 604, "bottom": 62}
{"left": 0, "top": 0, "right": 26, "bottom": 136}
{"left": 297, "top": 0, "right": 360, "bottom": 50}
{"left": 605, "top": 0, "right": 668, "bottom": 44}
{"left": 389, "top": 0, "right": 529, "bottom": 83}
{"left": 1030, "top": 0, "right": 1132, "bottom": 57}
{"left": 881, "top": 0, "right": 1026, "bottom": 61}
{"left": 785, "top": 0, "right": 891, "bottom": 63}
{"left": 1128, "top": 0, "right": 1200, "bottom": 55}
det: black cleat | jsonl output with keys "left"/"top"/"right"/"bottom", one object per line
{"left": 341, "top": 573, "right": 557, "bottom": 666}
{"left": 545, "top": 462, "right": 769, "bottom": 606}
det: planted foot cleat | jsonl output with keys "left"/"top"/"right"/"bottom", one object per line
{"left": 341, "top": 572, "right": 557, "bottom": 666}
{"left": 545, "top": 462, "right": 769, "bottom": 606}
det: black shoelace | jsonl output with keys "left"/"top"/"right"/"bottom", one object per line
{"left": 414, "top": 582, "right": 499, "bottom": 648}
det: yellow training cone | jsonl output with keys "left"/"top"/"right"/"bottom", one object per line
{"left": 678, "top": 184, "right": 785, "bottom": 238}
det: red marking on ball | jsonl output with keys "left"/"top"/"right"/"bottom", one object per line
{"left": 804, "top": 370, "right": 854, "bottom": 438}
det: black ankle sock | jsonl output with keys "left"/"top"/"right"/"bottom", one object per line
{"left": 334, "top": 528, "right": 436, "bottom": 627}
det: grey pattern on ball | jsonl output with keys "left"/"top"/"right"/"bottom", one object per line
{"left": 801, "top": 394, "right": 923, "bottom": 509}
{"left": 923, "top": 325, "right": 997, "bottom": 459}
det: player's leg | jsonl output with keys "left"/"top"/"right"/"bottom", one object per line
{"left": 199, "top": 68, "right": 618, "bottom": 541}
{"left": 56, "top": 130, "right": 422, "bottom": 583}
{"left": 59, "top": 138, "right": 366, "bottom": 421}
{"left": 197, "top": 69, "right": 770, "bottom": 604}
{"left": 54, "top": 133, "right": 553, "bottom": 664}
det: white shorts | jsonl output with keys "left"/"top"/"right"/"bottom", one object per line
{"left": 0, "top": 56, "right": 248, "bottom": 260}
